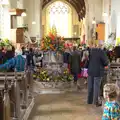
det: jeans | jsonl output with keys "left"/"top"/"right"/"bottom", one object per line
{"left": 87, "top": 76, "right": 102, "bottom": 104}
{"left": 73, "top": 73, "right": 78, "bottom": 82}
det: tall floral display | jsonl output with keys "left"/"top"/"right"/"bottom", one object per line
{"left": 41, "top": 26, "right": 64, "bottom": 52}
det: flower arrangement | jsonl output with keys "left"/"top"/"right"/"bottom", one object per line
{"left": 33, "top": 68, "right": 73, "bottom": 82}
{"left": 41, "top": 26, "right": 64, "bottom": 52}
{"left": 0, "top": 38, "right": 13, "bottom": 47}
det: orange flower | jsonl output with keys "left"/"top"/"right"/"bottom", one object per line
{"left": 50, "top": 44, "right": 54, "bottom": 50}
{"left": 49, "top": 33, "right": 55, "bottom": 40}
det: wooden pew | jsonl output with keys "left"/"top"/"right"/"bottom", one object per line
{"left": 26, "top": 69, "right": 33, "bottom": 98}
{"left": 0, "top": 79, "right": 11, "bottom": 120}
{"left": 3, "top": 81, "right": 11, "bottom": 120}
{"left": 0, "top": 70, "right": 33, "bottom": 120}
{"left": 0, "top": 89, "right": 3, "bottom": 120}
{"left": 108, "top": 63, "right": 120, "bottom": 82}
{"left": 0, "top": 72, "right": 27, "bottom": 120}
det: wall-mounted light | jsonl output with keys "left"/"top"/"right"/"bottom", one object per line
{"left": 74, "top": 32, "right": 76, "bottom": 35}
{"left": 21, "top": 12, "right": 27, "bottom": 17}
{"left": 32, "top": 21, "right": 36, "bottom": 24}
{"left": 103, "top": 12, "right": 108, "bottom": 17}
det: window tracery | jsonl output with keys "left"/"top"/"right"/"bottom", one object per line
{"left": 47, "top": 1, "right": 71, "bottom": 37}
{"left": 48, "top": 1, "right": 69, "bottom": 14}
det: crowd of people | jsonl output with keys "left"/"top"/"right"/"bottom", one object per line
{"left": 0, "top": 43, "right": 120, "bottom": 119}
{"left": 63, "top": 44, "right": 120, "bottom": 119}
{"left": 0, "top": 44, "right": 42, "bottom": 72}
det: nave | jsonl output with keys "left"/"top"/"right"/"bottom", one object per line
{"left": 28, "top": 87, "right": 102, "bottom": 120}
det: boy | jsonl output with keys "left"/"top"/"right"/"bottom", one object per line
{"left": 102, "top": 84, "right": 120, "bottom": 120}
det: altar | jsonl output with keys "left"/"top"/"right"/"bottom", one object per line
{"left": 33, "top": 50, "right": 73, "bottom": 89}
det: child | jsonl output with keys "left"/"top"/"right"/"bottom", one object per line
{"left": 102, "top": 84, "right": 120, "bottom": 120}
{"left": 81, "top": 49, "right": 89, "bottom": 84}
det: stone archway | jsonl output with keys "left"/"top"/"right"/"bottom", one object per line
{"left": 42, "top": 0, "right": 86, "bottom": 21}
{"left": 42, "top": 0, "right": 83, "bottom": 38}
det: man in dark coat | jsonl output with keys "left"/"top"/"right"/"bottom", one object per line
{"left": 26, "top": 48, "right": 35, "bottom": 69}
{"left": 69, "top": 46, "right": 81, "bottom": 83}
{"left": 87, "top": 47, "right": 108, "bottom": 107}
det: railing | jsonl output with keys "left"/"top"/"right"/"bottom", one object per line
{"left": 0, "top": 69, "right": 33, "bottom": 120}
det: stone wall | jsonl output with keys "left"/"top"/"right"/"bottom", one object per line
{"left": 23, "top": 0, "right": 42, "bottom": 38}
{"left": 111, "top": 0, "right": 120, "bottom": 39}
{"left": 9, "top": 0, "right": 103, "bottom": 43}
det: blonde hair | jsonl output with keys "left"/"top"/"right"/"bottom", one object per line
{"left": 104, "top": 84, "right": 117, "bottom": 100}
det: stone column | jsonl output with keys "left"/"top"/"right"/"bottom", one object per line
{"left": 40, "top": 0, "right": 43, "bottom": 39}
{"left": 85, "top": 0, "right": 103, "bottom": 44}
{"left": 34, "top": 0, "right": 43, "bottom": 45}
{"left": 23, "top": 0, "right": 42, "bottom": 40}
{"left": 9, "top": 0, "right": 17, "bottom": 8}
{"left": 103, "top": 0, "right": 111, "bottom": 42}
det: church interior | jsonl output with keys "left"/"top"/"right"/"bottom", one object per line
{"left": 1, "top": 0, "right": 120, "bottom": 120}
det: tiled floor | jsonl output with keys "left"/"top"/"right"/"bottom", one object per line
{"left": 28, "top": 90, "right": 102, "bottom": 120}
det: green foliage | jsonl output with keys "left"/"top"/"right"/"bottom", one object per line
{"left": 0, "top": 38, "right": 12, "bottom": 47}
{"left": 104, "top": 42, "right": 114, "bottom": 50}
{"left": 33, "top": 68, "right": 73, "bottom": 82}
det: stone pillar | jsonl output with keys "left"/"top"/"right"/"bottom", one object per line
{"left": 84, "top": 0, "right": 89, "bottom": 44}
{"left": 40, "top": 0, "right": 43, "bottom": 39}
{"left": 9, "top": 0, "right": 17, "bottom": 8}
{"left": 102, "top": 0, "right": 111, "bottom": 42}
{"left": 85, "top": 0, "right": 103, "bottom": 44}
{"left": 23, "top": 0, "right": 42, "bottom": 40}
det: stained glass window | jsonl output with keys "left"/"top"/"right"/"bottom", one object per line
{"left": 48, "top": 1, "right": 69, "bottom": 14}
{"left": 47, "top": 1, "right": 71, "bottom": 37}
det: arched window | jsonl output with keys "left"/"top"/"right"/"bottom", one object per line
{"left": 47, "top": 1, "right": 72, "bottom": 37}
{"left": 0, "top": 3, "right": 10, "bottom": 39}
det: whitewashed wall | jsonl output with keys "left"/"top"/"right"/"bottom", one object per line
{"left": 111, "top": 0, "right": 120, "bottom": 38}
{"left": 23, "top": 0, "right": 42, "bottom": 38}
{"left": 85, "top": 0, "right": 103, "bottom": 42}
{"left": 102, "top": 0, "right": 111, "bottom": 42}
{"left": 16, "top": 0, "right": 103, "bottom": 41}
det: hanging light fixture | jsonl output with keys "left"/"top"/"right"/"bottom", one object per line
{"left": 21, "top": 12, "right": 27, "bottom": 17}
{"left": 0, "top": 0, "right": 9, "bottom": 5}
{"left": 102, "top": 12, "right": 108, "bottom": 17}
{"left": 32, "top": 21, "right": 36, "bottom": 24}
{"left": 32, "top": 0, "right": 36, "bottom": 25}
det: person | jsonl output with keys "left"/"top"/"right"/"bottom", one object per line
{"left": 69, "top": 46, "right": 81, "bottom": 84}
{"left": 81, "top": 47, "right": 90, "bottom": 84}
{"left": 0, "top": 52, "right": 25, "bottom": 72}
{"left": 87, "top": 45, "right": 108, "bottom": 107}
{"left": 63, "top": 48, "right": 71, "bottom": 67}
{"left": 102, "top": 84, "right": 120, "bottom": 120}
{"left": 26, "top": 48, "right": 35, "bottom": 69}
{"left": 5, "top": 46, "right": 15, "bottom": 60}
{"left": 0, "top": 46, "right": 5, "bottom": 64}
{"left": 113, "top": 46, "right": 120, "bottom": 62}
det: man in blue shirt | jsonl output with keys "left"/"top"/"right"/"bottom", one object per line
{"left": 0, "top": 54, "right": 25, "bottom": 72}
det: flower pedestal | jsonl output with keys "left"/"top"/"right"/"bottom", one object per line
{"left": 34, "top": 81, "right": 73, "bottom": 89}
